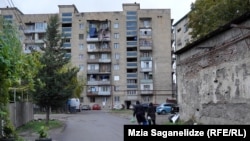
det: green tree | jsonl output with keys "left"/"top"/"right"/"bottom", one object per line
{"left": 32, "top": 15, "right": 79, "bottom": 124}
{"left": 0, "top": 16, "right": 40, "bottom": 140}
{"left": 188, "top": 0, "right": 250, "bottom": 41}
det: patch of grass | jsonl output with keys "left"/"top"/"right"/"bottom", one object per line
{"left": 16, "top": 119, "right": 64, "bottom": 133}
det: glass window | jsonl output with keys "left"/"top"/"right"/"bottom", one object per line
{"left": 114, "top": 76, "right": 119, "bottom": 81}
{"left": 114, "top": 33, "right": 119, "bottom": 39}
{"left": 62, "top": 13, "right": 72, "bottom": 17}
{"left": 114, "top": 23, "right": 119, "bottom": 28}
{"left": 114, "top": 64, "right": 119, "bottom": 70}
{"left": 114, "top": 96, "right": 120, "bottom": 102}
{"left": 115, "top": 53, "right": 120, "bottom": 60}
{"left": 79, "top": 54, "right": 83, "bottom": 60}
{"left": 79, "top": 65, "right": 84, "bottom": 71}
{"left": 127, "top": 11, "right": 137, "bottom": 16}
{"left": 79, "top": 34, "right": 84, "bottom": 40}
{"left": 79, "top": 23, "right": 84, "bottom": 29}
{"left": 114, "top": 43, "right": 119, "bottom": 49}
{"left": 79, "top": 44, "right": 84, "bottom": 50}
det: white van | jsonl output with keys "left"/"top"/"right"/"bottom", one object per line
{"left": 69, "top": 98, "right": 80, "bottom": 112}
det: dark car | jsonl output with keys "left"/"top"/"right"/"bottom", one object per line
{"left": 141, "top": 103, "right": 159, "bottom": 112}
{"left": 82, "top": 104, "right": 91, "bottom": 110}
{"left": 92, "top": 103, "right": 101, "bottom": 110}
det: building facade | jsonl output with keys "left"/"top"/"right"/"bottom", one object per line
{"left": 0, "top": 3, "right": 174, "bottom": 109}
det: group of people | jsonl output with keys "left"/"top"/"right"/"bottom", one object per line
{"left": 133, "top": 101, "right": 156, "bottom": 125}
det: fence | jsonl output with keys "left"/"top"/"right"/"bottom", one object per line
{"left": 8, "top": 102, "right": 34, "bottom": 128}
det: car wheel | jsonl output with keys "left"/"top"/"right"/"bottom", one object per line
{"left": 161, "top": 110, "right": 166, "bottom": 115}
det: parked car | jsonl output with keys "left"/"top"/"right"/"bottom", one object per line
{"left": 156, "top": 103, "right": 176, "bottom": 115}
{"left": 92, "top": 103, "right": 101, "bottom": 110}
{"left": 82, "top": 104, "right": 91, "bottom": 110}
{"left": 141, "top": 103, "right": 159, "bottom": 112}
{"left": 113, "top": 104, "right": 124, "bottom": 110}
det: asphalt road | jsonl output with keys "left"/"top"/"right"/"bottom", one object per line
{"left": 51, "top": 110, "right": 136, "bottom": 141}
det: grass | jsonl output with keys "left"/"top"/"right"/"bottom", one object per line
{"left": 16, "top": 119, "right": 64, "bottom": 133}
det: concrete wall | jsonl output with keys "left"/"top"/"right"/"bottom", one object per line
{"left": 176, "top": 19, "right": 250, "bottom": 124}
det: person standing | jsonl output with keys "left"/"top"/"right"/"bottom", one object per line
{"left": 147, "top": 102, "right": 156, "bottom": 125}
{"left": 133, "top": 101, "right": 147, "bottom": 125}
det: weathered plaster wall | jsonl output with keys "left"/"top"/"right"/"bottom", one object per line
{"left": 177, "top": 20, "right": 250, "bottom": 124}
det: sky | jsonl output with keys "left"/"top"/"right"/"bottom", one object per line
{"left": 1, "top": 0, "right": 195, "bottom": 23}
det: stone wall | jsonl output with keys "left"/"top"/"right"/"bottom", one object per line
{"left": 176, "top": 19, "right": 250, "bottom": 124}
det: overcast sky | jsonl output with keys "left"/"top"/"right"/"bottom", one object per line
{"left": 1, "top": 0, "right": 195, "bottom": 23}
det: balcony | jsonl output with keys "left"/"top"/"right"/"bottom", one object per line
{"left": 140, "top": 57, "right": 152, "bottom": 61}
{"left": 87, "top": 26, "right": 111, "bottom": 42}
{"left": 127, "top": 73, "right": 137, "bottom": 79}
{"left": 127, "top": 51, "right": 137, "bottom": 58}
{"left": 139, "top": 39, "right": 152, "bottom": 50}
{"left": 140, "top": 90, "right": 153, "bottom": 95}
{"left": 87, "top": 80, "right": 111, "bottom": 85}
{"left": 127, "top": 62, "right": 137, "bottom": 68}
{"left": 87, "top": 58, "right": 111, "bottom": 63}
{"left": 87, "top": 69, "right": 111, "bottom": 74}
{"left": 140, "top": 79, "right": 153, "bottom": 84}
{"left": 141, "top": 67, "right": 152, "bottom": 72}
{"left": 87, "top": 91, "right": 111, "bottom": 96}
{"left": 87, "top": 47, "right": 111, "bottom": 52}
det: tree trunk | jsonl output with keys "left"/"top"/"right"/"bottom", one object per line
{"left": 45, "top": 106, "right": 50, "bottom": 125}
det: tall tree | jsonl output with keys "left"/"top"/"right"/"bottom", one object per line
{"left": 32, "top": 15, "right": 79, "bottom": 124}
{"left": 188, "top": 0, "right": 250, "bottom": 41}
{"left": 0, "top": 16, "right": 40, "bottom": 139}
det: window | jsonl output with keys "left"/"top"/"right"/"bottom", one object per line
{"left": 79, "top": 54, "right": 83, "bottom": 60}
{"left": 100, "top": 86, "right": 109, "bottom": 92}
{"left": 79, "top": 23, "right": 84, "bottom": 29}
{"left": 114, "top": 86, "right": 119, "bottom": 91}
{"left": 102, "top": 97, "right": 107, "bottom": 102}
{"left": 114, "top": 96, "right": 120, "bottom": 102}
{"left": 143, "top": 85, "right": 150, "bottom": 90}
{"left": 115, "top": 53, "right": 120, "bottom": 60}
{"left": 114, "top": 33, "right": 119, "bottom": 39}
{"left": 143, "top": 20, "right": 150, "bottom": 27}
{"left": 114, "top": 76, "right": 119, "bottom": 81}
{"left": 177, "top": 28, "right": 181, "bottom": 32}
{"left": 35, "top": 22, "right": 45, "bottom": 30}
{"left": 127, "top": 90, "right": 137, "bottom": 95}
{"left": 114, "top": 23, "right": 119, "bottom": 28}
{"left": 90, "top": 54, "right": 95, "bottom": 59}
{"left": 90, "top": 44, "right": 96, "bottom": 49}
{"left": 79, "top": 34, "right": 84, "bottom": 40}
{"left": 90, "top": 64, "right": 95, "bottom": 70}
{"left": 114, "top": 64, "right": 120, "bottom": 70}
{"left": 101, "top": 54, "right": 108, "bottom": 59}
{"left": 90, "top": 97, "right": 95, "bottom": 103}
{"left": 79, "top": 44, "right": 84, "bottom": 50}
{"left": 144, "top": 73, "right": 150, "bottom": 80}
{"left": 114, "top": 43, "right": 119, "bottom": 49}
{"left": 143, "top": 61, "right": 150, "bottom": 68}
{"left": 79, "top": 65, "right": 84, "bottom": 71}
{"left": 184, "top": 23, "right": 188, "bottom": 33}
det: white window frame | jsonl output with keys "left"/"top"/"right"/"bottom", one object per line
{"left": 114, "top": 43, "right": 119, "bottom": 49}
{"left": 114, "top": 33, "right": 119, "bottom": 39}
{"left": 114, "top": 23, "right": 119, "bottom": 28}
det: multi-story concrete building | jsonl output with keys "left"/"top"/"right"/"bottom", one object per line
{"left": 173, "top": 12, "right": 192, "bottom": 51}
{"left": 0, "top": 3, "right": 174, "bottom": 109}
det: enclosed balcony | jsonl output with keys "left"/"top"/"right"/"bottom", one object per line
{"left": 86, "top": 20, "right": 111, "bottom": 42}
{"left": 87, "top": 86, "right": 112, "bottom": 96}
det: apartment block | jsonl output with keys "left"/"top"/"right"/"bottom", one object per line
{"left": 0, "top": 3, "right": 174, "bottom": 109}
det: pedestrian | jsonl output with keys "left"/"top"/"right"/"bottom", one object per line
{"left": 133, "top": 101, "right": 147, "bottom": 125}
{"left": 147, "top": 102, "right": 156, "bottom": 125}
